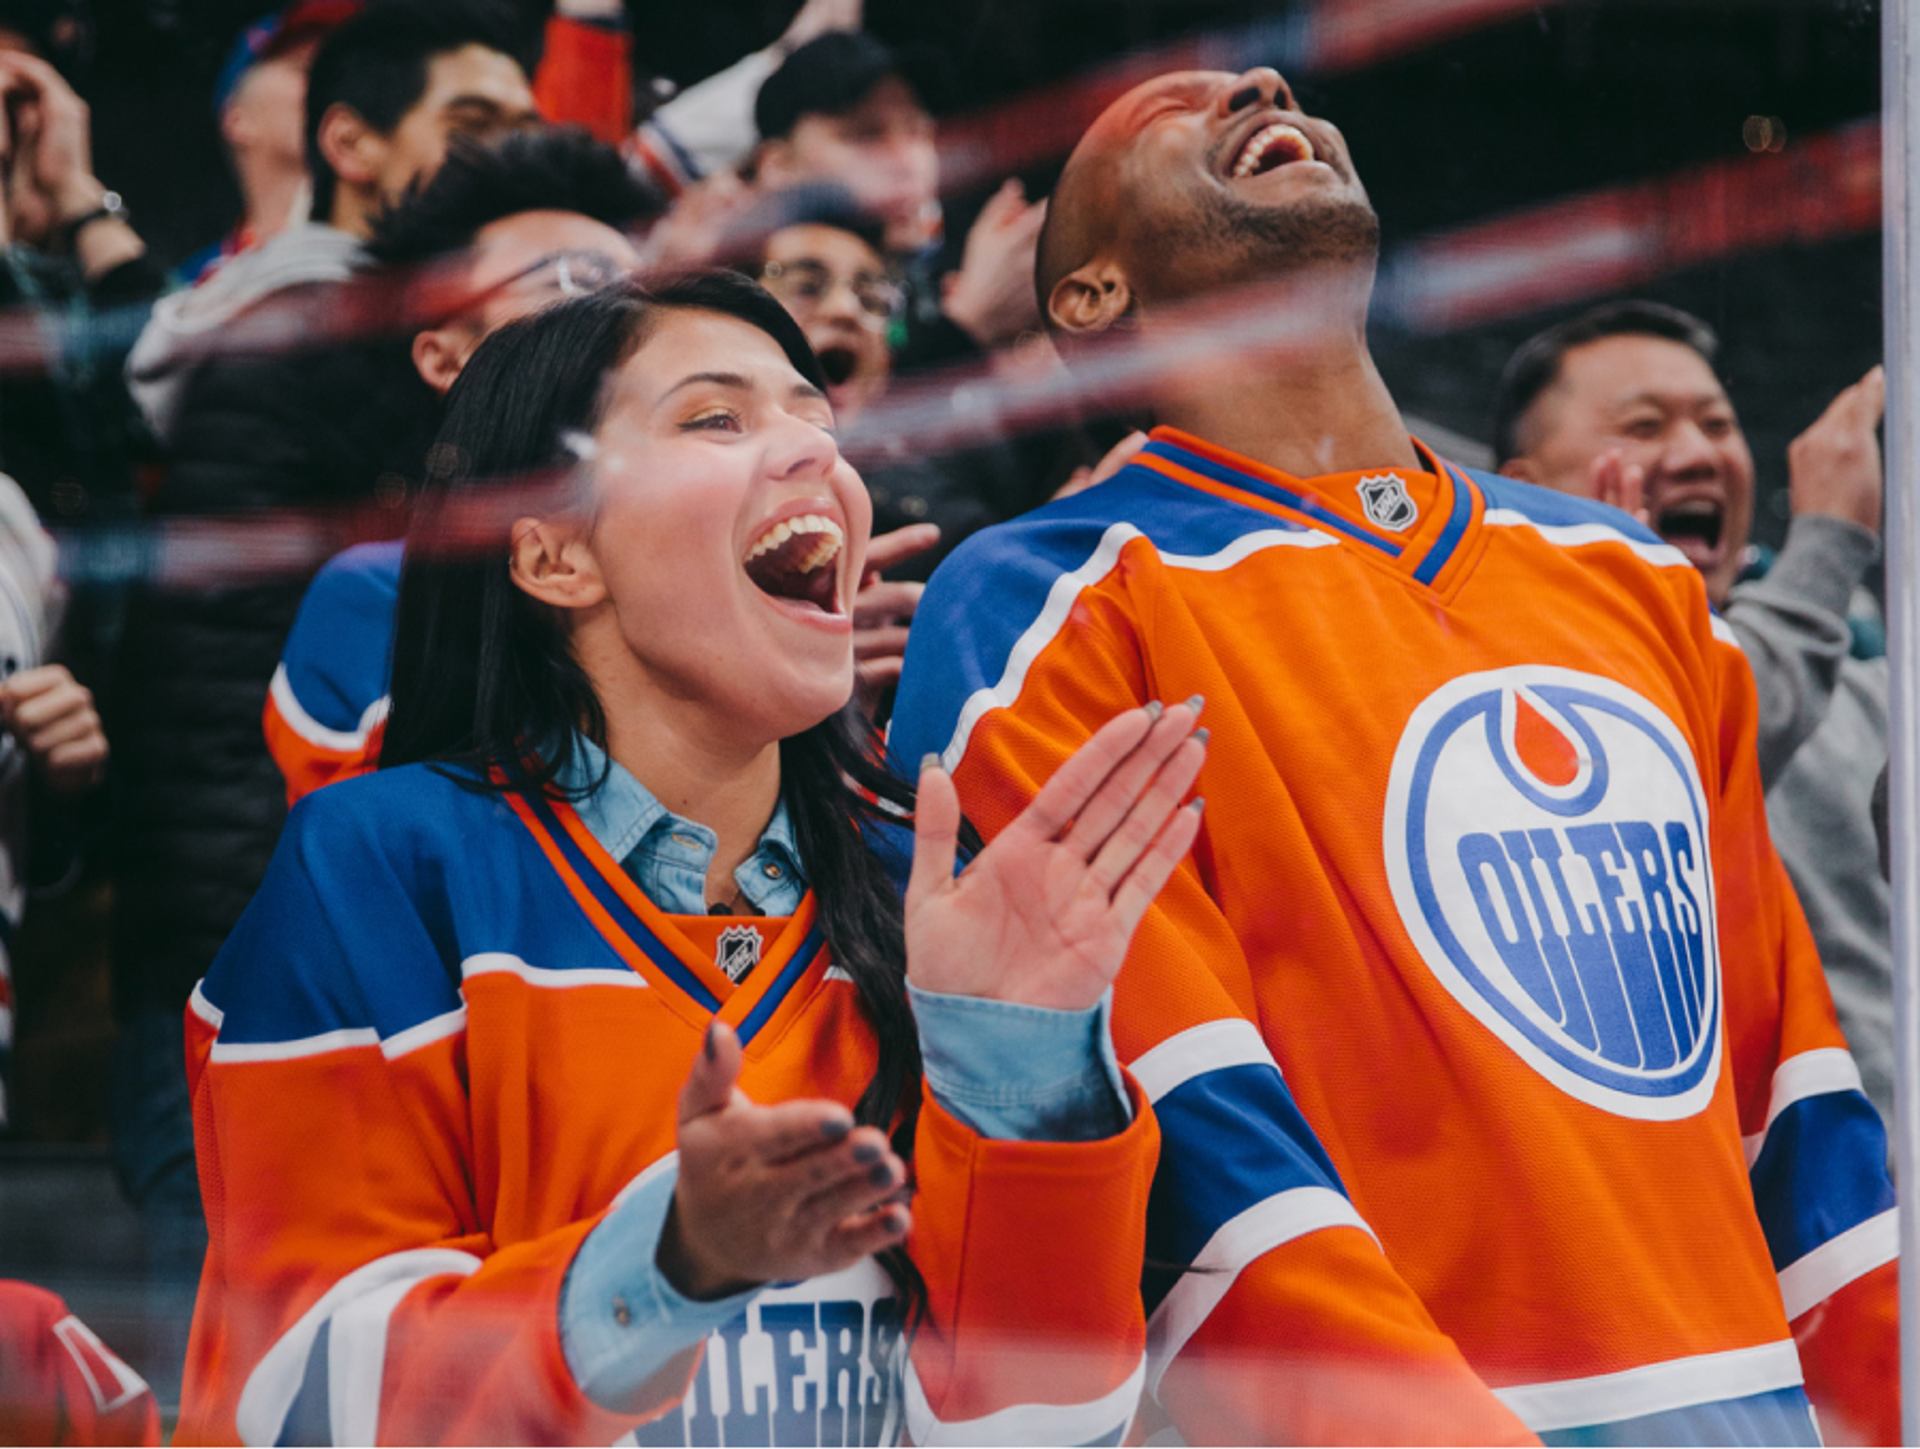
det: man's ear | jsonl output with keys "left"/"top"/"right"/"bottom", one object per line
{"left": 1499, "top": 456, "right": 1539, "bottom": 483}
{"left": 1047, "top": 259, "right": 1132, "bottom": 337}
{"left": 316, "top": 101, "right": 385, "bottom": 192}
{"left": 412, "top": 326, "right": 474, "bottom": 397}
{"left": 508, "top": 516, "right": 606, "bottom": 613}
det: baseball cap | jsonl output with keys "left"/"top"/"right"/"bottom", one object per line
{"left": 212, "top": 0, "right": 359, "bottom": 115}
{"left": 753, "top": 29, "right": 943, "bottom": 141}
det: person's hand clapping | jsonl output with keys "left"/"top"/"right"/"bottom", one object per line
{"left": 658, "top": 1022, "right": 909, "bottom": 1300}
{"left": 852, "top": 522, "right": 939, "bottom": 713}
{"left": 1787, "top": 365, "right": 1885, "bottom": 536}
{"left": 0, "top": 664, "right": 107, "bottom": 794}
{"left": 906, "top": 699, "right": 1206, "bottom": 1011}
{"left": 941, "top": 180, "right": 1047, "bottom": 351}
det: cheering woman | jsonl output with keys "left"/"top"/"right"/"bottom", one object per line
{"left": 175, "top": 273, "right": 1206, "bottom": 1447}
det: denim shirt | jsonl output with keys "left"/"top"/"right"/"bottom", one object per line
{"left": 561, "top": 737, "right": 804, "bottom": 915}
{"left": 554, "top": 736, "right": 1129, "bottom": 1409}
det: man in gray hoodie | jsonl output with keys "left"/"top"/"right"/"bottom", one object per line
{"left": 1492, "top": 300, "right": 1892, "bottom": 1132}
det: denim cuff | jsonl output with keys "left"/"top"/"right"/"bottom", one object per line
{"left": 559, "top": 1158, "right": 760, "bottom": 1411}
{"left": 908, "top": 983, "right": 1130, "bottom": 1142}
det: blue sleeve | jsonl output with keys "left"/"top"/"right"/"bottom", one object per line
{"left": 908, "top": 983, "right": 1129, "bottom": 1142}
{"left": 558, "top": 1160, "right": 761, "bottom": 1411}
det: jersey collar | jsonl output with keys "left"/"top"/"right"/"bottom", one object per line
{"left": 1135, "top": 426, "right": 1484, "bottom": 589}
{"left": 501, "top": 780, "right": 830, "bottom": 1051}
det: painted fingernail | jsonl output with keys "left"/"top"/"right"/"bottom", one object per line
{"left": 819, "top": 1116, "right": 851, "bottom": 1141}
{"left": 920, "top": 752, "right": 941, "bottom": 775}
{"left": 1192, "top": 727, "right": 1210, "bottom": 747}
{"left": 704, "top": 1022, "right": 719, "bottom": 1061}
{"left": 852, "top": 1139, "right": 883, "bottom": 1164}
{"left": 1188, "top": 796, "right": 1206, "bottom": 814}
{"left": 869, "top": 1162, "right": 896, "bottom": 1188}
{"left": 887, "top": 1207, "right": 910, "bottom": 1233}
{"left": 1185, "top": 693, "right": 1205, "bottom": 718}
{"left": 1144, "top": 699, "right": 1164, "bottom": 719}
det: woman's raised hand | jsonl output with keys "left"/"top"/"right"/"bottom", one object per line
{"left": 659, "top": 1022, "right": 909, "bottom": 1299}
{"left": 905, "top": 700, "right": 1207, "bottom": 1012}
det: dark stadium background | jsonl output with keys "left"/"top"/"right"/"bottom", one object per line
{"left": 84, "top": 0, "right": 1883, "bottom": 546}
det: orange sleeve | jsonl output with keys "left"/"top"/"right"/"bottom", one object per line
{"left": 1701, "top": 599, "right": 1899, "bottom": 1447}
{"left": 533, "top": 15, "right": 632, "bottom": 143}
{"left": 905, "top": 1077, "right": 1158, "bottom": 1443}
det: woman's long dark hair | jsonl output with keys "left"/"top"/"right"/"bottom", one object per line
{"left": 381, "top": 272, "right": 927, "bottom": 1309}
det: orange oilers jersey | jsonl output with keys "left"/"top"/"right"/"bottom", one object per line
{"left": 262, "top": 541, "right": 398, "bottom": 806}
{"left": 176, "top": 764, "right": 1158, "bottom": 1446}
{"left": 888, "top": 427, "right": 1899, "bottom": 1446}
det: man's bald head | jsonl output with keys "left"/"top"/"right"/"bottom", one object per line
{"left": 1036, "top": 66, "right": 1378, "bottom": 348}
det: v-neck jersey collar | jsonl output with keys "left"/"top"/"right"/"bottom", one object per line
{"left": 1135, "top": 426, "right": 1484, "bottom": 588}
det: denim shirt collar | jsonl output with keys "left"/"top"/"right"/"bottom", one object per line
{"left": 556, "top": 734, "right": 805, "bottom": 915}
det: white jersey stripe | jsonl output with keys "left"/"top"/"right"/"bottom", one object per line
{"left": 1491, "top": 1339, "right": 1804, "bottom": 1433}
{"left": 379, "top": 1006, "right": 468, "bottom": 1061}
{"left": 210, "top": 1026, "right": 380, "bottom": 1064}
{"left": 461, "top": 952, "right": 647, "bottom": 990}
{"left": 235, "top": 1247, "right": 483, "bottom": 1446}
{"left": 188, "top": 980, "right": 225, "bottom": 1030}
{"left": 1129, "top": 1019, "right": 1276, "bottom": 1104}
{"left": 1743, "top": 1047, "right": 1864, "bottom": 1164}
{"left": 1481, "top": 508, "right": 1692, "bottom": 570}
{"left": 1145, "top": 1186, "right": 1375, "bottom": 1400}
{"left": 268, "top": 663, "right": 391, "bottom": 753}
{"left": 905, "top": 1350, "right": 1145, "bottom": 1447}
{"left": 1777, "top": 1207, "right": 1898, "bottom": 1321}
{"left": 938, "top": 524, "right": 1336, "bottom": 772}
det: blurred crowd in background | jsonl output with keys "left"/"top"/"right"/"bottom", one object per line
{"left": 0, "top": 0, "right": 1892, "bottom": 1434}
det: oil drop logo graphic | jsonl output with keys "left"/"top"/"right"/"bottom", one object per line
{"left": 1383, "top": 667, "right": 1720, "bottom": 1119}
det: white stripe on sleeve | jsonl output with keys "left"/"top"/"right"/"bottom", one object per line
{"left": 235, "top": 1248, "right": 483, "bottom": 1446}
{"left": 905, "top": 1351, "right": 1145, "bottom": 1447}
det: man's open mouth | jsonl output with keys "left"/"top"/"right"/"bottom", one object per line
{"left": 1229, "top": 121, "right": 1316, "bottom": 179}
{"left": 743, "top": 513, "right": 845, "bottom": 613}
{"left": 816, "top": 345, "right": 860, "bottom": 388}
{"left": 1655, "top": 496, "right": 1726, "bottom": 565}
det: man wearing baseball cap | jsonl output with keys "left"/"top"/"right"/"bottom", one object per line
{"left": 754, "top": 30, "right": 1045, "bottom": 368}
{"left": 183, "top": 0, "right": 360, "bottom": 282}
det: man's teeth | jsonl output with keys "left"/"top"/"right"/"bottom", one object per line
{"left": 1232, "top": 122, "right": 1313, "bottom": 178}
{"left": 744, "top": 513, "right": 843, "bottom": 566}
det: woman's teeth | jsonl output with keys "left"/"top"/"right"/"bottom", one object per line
{"left": 743, "top": 513, "right": 845, "bottom": 610}
{"left": 745, "top": 513, "right": 843, "bottom": 567}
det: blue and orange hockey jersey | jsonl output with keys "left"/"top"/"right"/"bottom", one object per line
{"left": 262, "top": 541, "right": 399, "bottom": 805}
{"left": 888, "top": 427, "right": 1898, "bottom": 1446}
{"left": 175, "top": 764, "right": 1158, "bottom": 1446}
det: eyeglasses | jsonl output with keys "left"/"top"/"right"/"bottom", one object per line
{"left": 759, "top": 258, "right": 904, "bottom": 330}
{"left": 458, "top": 249, "right": 630, "bottom": 318}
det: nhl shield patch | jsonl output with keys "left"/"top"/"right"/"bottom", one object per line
{"left": 1357, "top": 473, "right": 1419, "bottom": 531}
{"left": 716, "top": 924, "right": 764, "bottom": 983}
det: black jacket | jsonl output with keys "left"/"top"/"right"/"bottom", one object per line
{"left": 108, "top": 291, "right": 433, "bottom": 1019}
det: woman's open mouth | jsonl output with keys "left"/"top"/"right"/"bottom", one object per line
{"left": 743, "top": 513, "right": 845, "bottom": 614}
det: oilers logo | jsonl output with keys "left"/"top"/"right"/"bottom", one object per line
{"left": 1383, "top": 666, "right": 1721, "bottom": 1120}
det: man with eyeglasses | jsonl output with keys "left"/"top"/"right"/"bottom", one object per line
{"left": 753, "top": 209, "right": 1061, "bottom": 610}
{"left": 262, "top": 127, "right": 655, "bottom": 803}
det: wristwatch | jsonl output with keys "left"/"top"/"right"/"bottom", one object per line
{"left": 58, "top": 189, "right": 131, "bottom": 248}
